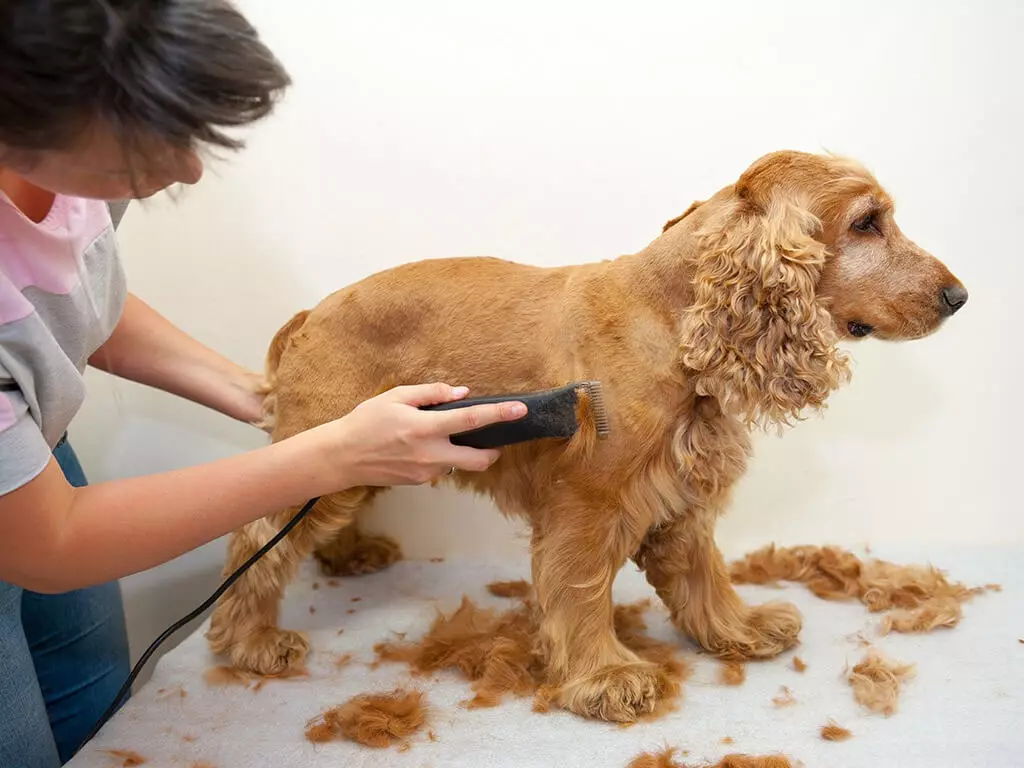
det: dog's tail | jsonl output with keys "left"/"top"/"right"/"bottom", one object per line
{"left": 255, "top": 309, "right": 311, "bottom": 433}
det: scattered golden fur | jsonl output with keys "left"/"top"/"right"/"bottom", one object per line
{"left": 627, "top": 747, "right": 684, "bottom": 768}
{"left": 155, "top": 685, "right": 187, "bottom": 699}
{"left": 487, "top": 579, "right": 533, "bottom": 599}
{"left": 721, "top": 737, "right": 735, "bottom": 745}
{"left": 374, "top": 592, "right": 689, "bottom": 720}
{"left": 730, "top": 544, "right": 993, "bottom": 633}
{"left": 718, "top": 661, "right": 746, "bottom": 686}
{"left": 202, "top": 666, "right": 252, "bottom": 688}
{"left": 202, "top": 664, "right": 307, "bottom": 691}
{"left": 102, "top": 751, "right": 146, "bottom": 767}
{"left": 791, "top": 656, "right": 807, "bottom": 672}
{"left": 333, "top": 652, "right": 354, "bottom": 669}
{"left": 208, "top": 150, "right": 966, "bottom": 723}
{"left": 879, "top": 596, "right": 963, "bottom": 634}
{"left": 771, "top": 686, "right": 796, "bottom": 707}
{"left": 626, "top": 749, "right": 792, "bottom": 768}
{"left": 714, "top": 757, "right": 792, "bottom": 768}
{"left": 305, "top": 689, "right": 428, "bottom": 749}
{"left": 848, "top": 648, "right": 915, "bottom": 716}
{"left": 820, "top": 720, "right": 853, "bottom": 741}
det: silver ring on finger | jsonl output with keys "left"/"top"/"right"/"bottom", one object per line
{"left": 447, "top": 466, "right": 457, "bottom": 475}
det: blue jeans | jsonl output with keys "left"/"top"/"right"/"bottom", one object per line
{"left": 0, "top": 439, "right": 131, "bottom": 766}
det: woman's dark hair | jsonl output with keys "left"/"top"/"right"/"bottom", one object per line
{"left": 0, "top": 0, "right": 291, "bottom": 162}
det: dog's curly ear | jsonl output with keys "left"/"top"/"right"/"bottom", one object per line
{"left": 663, "top": 200, "right": 703, "bottom": 232}
{"left": 679, "top": 191, "right": 850, "bottom": 427}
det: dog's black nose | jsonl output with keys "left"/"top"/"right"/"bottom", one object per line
{"left": 941, "top": 285, "right": 968, "bottom": 315}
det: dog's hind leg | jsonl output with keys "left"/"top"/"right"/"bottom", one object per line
{"left": 531, "top": 492, "right": 662, "bottom": 723}
{"left": 634, "top": 509, "right": 801, "bottom": 660}
{"left": 313, "top": 516, "right": 402, "bottom": 577}
{"left": 206, "top": 488, "right": 377, "bottom": 675}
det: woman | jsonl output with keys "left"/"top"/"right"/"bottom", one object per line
{"left": 0, "top": 2, "right": 525, "bottom": 765}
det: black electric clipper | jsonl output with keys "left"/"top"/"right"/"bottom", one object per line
{"left": 420, "top": 380, "right": 610, "bottom": 449}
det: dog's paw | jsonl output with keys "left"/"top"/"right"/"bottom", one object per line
{"left": 315, "top": 532, "right": 402, "bottom": 577}
{"left": 745, "top": 600, "right": 802, "bottom": 656}
{"left": 711, "top": 601, "right": 803, "bottom": 660}
{"left": 230, "top": 627, "right": 310, "bottom": 676}
{"left": 558, "top": 662, "right": 661, "bottom": 723}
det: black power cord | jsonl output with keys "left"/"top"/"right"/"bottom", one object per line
{"left": 74, "top": 496, "right": 321, "bottom": 755}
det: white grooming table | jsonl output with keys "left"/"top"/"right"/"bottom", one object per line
{"left": 68, "top": 545, "right": 1024, "bottom": 768}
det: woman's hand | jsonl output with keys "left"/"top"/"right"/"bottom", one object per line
{"left": 90, "top": 293, "right": 271, "bottom": 425}
{"left": 225, "top": 369, "right": 268, "bottom": 425}
{"left": 307, "top": 383, "right": 527, "bottom": 489}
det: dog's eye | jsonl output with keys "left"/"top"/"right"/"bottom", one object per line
{"left": 852, "top": 212, "right": 881, "bottom": 235}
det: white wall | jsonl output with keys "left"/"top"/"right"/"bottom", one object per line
{"left": 70, "top": 0, "right": 1023, "bottom": 671}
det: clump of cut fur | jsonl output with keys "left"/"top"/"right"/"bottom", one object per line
{"left": 374, "top": 596, "right": 540, "bottom": 709}
{"left": 879, "top": 596, "right": 963, "bottom": 634}
{"left": 627, "top": 747, "right": 685, "bottom": 768}
{"left": 719, "top": 661, "right": 746, "bottom": 686}
{"left": 625, "top": 749, "right": 792, "bottom": 768}
{"left": 820, "top": 720, "right": 853, "bottom": 741}
{"left": 792, "top": 656, "right": 807, "bottom": 672}
{"left": 713, "top": 757, "right": 793, "bottom": 768}
{"left": 848, "top": 648, "right": 915, "bottom": 716}
{"left": 730, "top": 545, "right": 995, "bottom": 633}
{"left": 374, "top": 588, "right": 688, "bottom": 717}
{"left": 305, "top": 689, "right": 428, "bottom": 748}
{"left": 487, "top": 579, "right": 532, "bottom": 599}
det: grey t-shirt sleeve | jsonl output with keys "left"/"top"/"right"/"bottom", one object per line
{"left": 0, "top": 371, "right": 52, "bottom": 496}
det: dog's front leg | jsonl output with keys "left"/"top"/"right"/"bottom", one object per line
{"left": 634, "top": 508, "right": 801, "bottom": 660}
{"left": 530, "top": 492, "right": 662, "bottom": 723}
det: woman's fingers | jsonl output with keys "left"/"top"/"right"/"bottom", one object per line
{"left": 443, "top": 445, "right": 502, "bottom": 473}
{"left": 385, "top": 382, "right": 527, "bottom": 438}
{"left": 388, "top": 382, "right": 469, "bottom": 407}
{"left": 434, "top": 401, "right": 527, "bottom": 437}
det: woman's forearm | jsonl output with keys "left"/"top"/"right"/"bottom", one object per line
{"left": 90, "top": 292, "right": 264, "bottom": 423}
{"left": 0, "top": 382, "right": 525, "bottom": 594}
{"left": 20, "top": 431, "right": 341, "bottom": 593}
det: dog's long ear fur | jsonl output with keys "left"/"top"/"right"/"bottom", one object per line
{"left": 679, "top": 189, "right": 850, "bottom": 427}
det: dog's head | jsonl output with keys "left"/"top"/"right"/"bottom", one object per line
{"left": 669, "top": 150, "right": 967, "bottom": 426}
